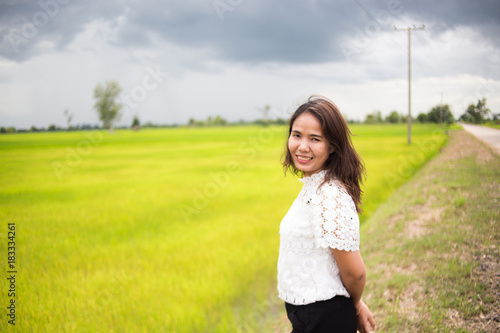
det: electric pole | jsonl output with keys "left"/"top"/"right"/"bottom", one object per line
{"left": 394, "top": 24, "right": 425, "bottom": 145}
{"left": 438, "top": 90, "right": 445, "bottom": 127}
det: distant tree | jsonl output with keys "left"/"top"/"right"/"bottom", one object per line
{"left": 401, "top": 113, "right": 409, "bottom": 122}
{"left": 416, "top": 113, "right": 428, "bottom": 123}
{"left": 364, "top": 114, "right": 375, "bottom": 124}
{"left": 257, "top": 104, "right": 271, "bottom": 126}
{"left": 385, "top": 110, "right": 400, "bottom": 123}
{"left": 6, "top": 127, "right": 16, "bottom": 133}
{"left": 186, "top": 115, "right": 230, "bottom": 127}
{"left": 427, "top": 104, "right": 455, "bottom": 125}
{"left": 131, "top": 115, "right": 140, "bottom": 129}
{"left": 48, "top": 124, "right": 56, "bottom": 131}
{"left": 364, "top": 111, "right": 383, "bottom": 124}
{"left": 63, "top": 109, "right": 73, "bottom": 130}
{"left": 93, "top": 80, "right": 123, "bottom": 134}
{"left": 459, "top": 98, "right": 491, "bottom": 124}
{"left": 30, "top": 125, "right": 39, "bottom": 132}
{"left": 214, "top": 115, "right": 227, "bottom": 126}
{"left": 206, "top": 116, "right": 214, "bottom": 126}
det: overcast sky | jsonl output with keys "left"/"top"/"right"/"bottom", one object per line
{"left": 1, "top": 0, "right": 499, "bottom": 129}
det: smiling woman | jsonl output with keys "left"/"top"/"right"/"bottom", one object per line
{"left": 278, "top": 96, "right": 376, "bottom": 333}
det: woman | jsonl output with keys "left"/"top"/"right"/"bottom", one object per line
{"left": 277, "top": 96, "right": 376, "bottom": 333}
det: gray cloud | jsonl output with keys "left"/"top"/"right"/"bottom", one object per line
{"left": 1, "top": 0, "right": 498, "bottom": 64}
{"left": 1, "top": 0, "right": 499, "bottom": 129}
{"left": 0, "top": 0, "right": 126, "bottom": 60}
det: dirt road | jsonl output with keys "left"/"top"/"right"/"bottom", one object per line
{"left": 461, "top": 123, "right": 500, "bottom": 155}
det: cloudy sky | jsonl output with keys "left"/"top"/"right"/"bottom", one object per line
{"left": 1, "top": 0, "right": 499, "bottom": 129}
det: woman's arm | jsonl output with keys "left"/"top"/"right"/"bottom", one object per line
{"left": 332, "top": 249, "right": 365, "bottom": 306}
{"left": 332, "top": 249, "right": 376, "bottom": 333}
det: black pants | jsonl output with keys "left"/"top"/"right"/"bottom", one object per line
{"left": 285, "top": 296, "right": 357, "bottom": 333}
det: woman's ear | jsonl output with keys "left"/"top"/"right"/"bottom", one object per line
{"left": 329, "top": 146, "right": 334, "bottom": 154}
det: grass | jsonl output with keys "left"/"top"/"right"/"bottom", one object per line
{"left": 481, "top": 121, "right": 500, "bottom": 130}
{"left": 0, "top": 124, "right": 448, "bottom": 332}
{"left": 356, "top": 129, "right": 499, "bottom": 332}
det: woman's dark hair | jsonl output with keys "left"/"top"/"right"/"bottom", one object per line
{"left": 282, "top": 95, "right": 366, "bottom": 212}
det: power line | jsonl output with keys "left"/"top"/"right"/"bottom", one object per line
{"left": 394, "top": 24, "right": 425, "bottom": 145}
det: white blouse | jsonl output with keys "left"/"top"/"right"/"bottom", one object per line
{"left": 277, "top": 170, "right": 360, "bottom": 305}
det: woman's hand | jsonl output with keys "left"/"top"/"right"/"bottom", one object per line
{"left": 355, "top": 300, "right": 376, "bottom": 333}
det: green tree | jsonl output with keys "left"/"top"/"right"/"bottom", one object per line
{"left": 459, "top": 98, "right": 491, "bottom": 124}
{"left": 417, "top": 113, "right": 428, "bottom": 123}
{"left": 214, "top": 115, "right": 227, "bottom": 126}
{"left": 48, "top": 124, "right": 57, "bottom": 131}
{"left": 364, "top": 111, "right": 383, "bottom": 124}
{"left": 385, "top": 110, "right": 400, "bottom": 123}
{"left": 206, "top": 116, "right": 214, "bottom": 126}
{"left": 428, "top": 104, "right": 455, "bottom": 125}
{"left": 93, "top": 81, "right": 123, "bottom": 133}
{"left": 131, "top": 115, "right": 140, "bottom": 129}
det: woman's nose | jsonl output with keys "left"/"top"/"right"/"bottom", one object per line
{"left": 298, "top": 140, "right": 310, "bottom": 152}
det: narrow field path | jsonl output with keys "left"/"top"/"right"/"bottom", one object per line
{"left": 461, "top": 123, "right": 500, "bottom": 155}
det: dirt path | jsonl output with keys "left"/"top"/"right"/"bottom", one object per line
{"left": 461, "top": 123, "right": 500, "bottom": 155}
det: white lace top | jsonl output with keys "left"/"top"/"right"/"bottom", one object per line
{"left": 277, "top": 170, "right": 360, "bottom": 305}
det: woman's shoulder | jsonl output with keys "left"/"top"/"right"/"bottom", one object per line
{"left": 319, "top": 177, "right": 348, "bottom": 195}
{"left": 317, "top": 178, "right": 356, "bottom": 206}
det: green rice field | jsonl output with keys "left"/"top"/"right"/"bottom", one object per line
{"left": 0, "top": 124, "right": 447, "bottom": 332}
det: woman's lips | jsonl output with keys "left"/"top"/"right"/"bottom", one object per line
{"left": 296, "top": 155, "right": 313, "bottom": 163}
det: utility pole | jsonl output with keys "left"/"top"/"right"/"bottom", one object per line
{"left": 394, "top": 24, "right": 425, "bottom": 145}
{"left": 438, "top": 90, "right": 444, "bottom": 127}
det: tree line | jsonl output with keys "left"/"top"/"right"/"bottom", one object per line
{"left": 362, "top": 98, "right": 495, "bottom": 125}
{"left": 1, "top": 79, "right": 496, "bottom": 133}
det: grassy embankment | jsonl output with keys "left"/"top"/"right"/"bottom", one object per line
{"left": 353, "top": 129, "right": 499, "bottom": 332}
{"left": 0, "top": 124, "right": 447, "bottom": 332}
{"left": 481, "top": 121, "right": 500, "bottom": 130}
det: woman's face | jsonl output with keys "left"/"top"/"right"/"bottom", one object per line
{"left": 288, "top": 112, "right": 333, "bottom": 177}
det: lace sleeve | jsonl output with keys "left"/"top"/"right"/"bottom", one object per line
{"left": 310, "top": 182, "right": 360, "bottom": 251}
